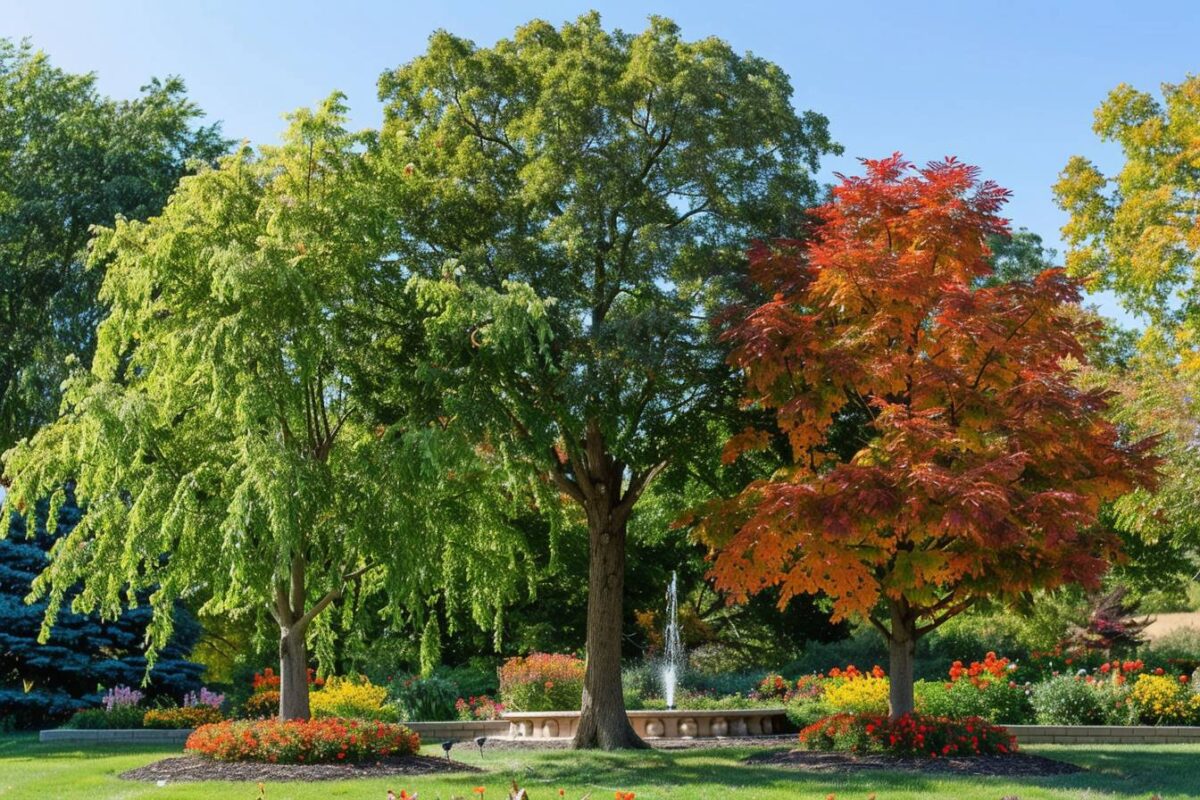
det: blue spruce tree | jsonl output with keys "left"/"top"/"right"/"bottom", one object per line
{"left": 0, "top": 488, "right": 203, "bottom": 728}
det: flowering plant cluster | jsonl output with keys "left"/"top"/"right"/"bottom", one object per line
{"left": 102, "top": 685, "right": 143, "bottom": 711}
{"left": 456, "top": 694, "right": 506, "bottom": 721}
{"left": 822, "top": 665, "right": 889, "bottom": 714}
{"left": 1129, "top": 674, "right": 1200, "bottom": 724}
{"left": 799, "top": 712, "right": 1016, "bottom": 758}
{"left": 753, "top": 674, "right": 792, "bottom": 701}
{"left": 499, "top": 653, "right": 585, "bottom": 712}
{"left": 310, "top": 675, "right": 396, "bottom": 721}
{"left": 186, "top": 718, "right": 420, "bottom": 763}
{"left": 251, "top": 667, "right": 323, "bottom": 693}
{"left": 184, "top": 688, "right": 225, "bottom": 709}
{"left": 143, "top": 706, "right": 224, "bottom": 729}
{"left": 948, "top": 652, "right": 1013, "bottom": 687}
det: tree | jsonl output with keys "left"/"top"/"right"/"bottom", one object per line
{"left": 364, "top": 13, "right": 838, "bottom": 748}
{"left": 1, "top": 96, "right": 521, "bottom": 720}
{"left": 1055, "top": 75, "right": 1200, "bottom": 575}
{"left": 692, "top": 155, "right": 1156, "bottom": 717}
{"left": 0, "top": 39, "right": 226, "bottom": 461}
{"left": 1, "top": 490, "right": 203, "bottom": 728}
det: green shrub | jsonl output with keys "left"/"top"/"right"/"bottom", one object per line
{"left": 498, "top": 653, "right": 584, "bottom": 712}
{"left": 388, "top": 674, "right": 459, "bottom": 721}
{"left": 1143, "top": 629, "right": 1200, "bottom": 675}
{"left": 1030, "top": 676, "right": 1132, "bottom": 725}
{"left": 65, "top": 705, "right": 145, "bottom": 729}
{"left": 915, "top": 679, "right": 1033, "bottom": 724}
{"left": 437, "top": 660, "right": 499, "bottom": 698}
{"left": 679, "top": 669, "right": 764, "bottom": 697}
{"left": 785, "top": 697, "right": 833, "bottom": 728}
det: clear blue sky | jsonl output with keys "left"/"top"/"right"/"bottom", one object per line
{"left": 5, "top": 0, "right": 1200, "bottom": 322}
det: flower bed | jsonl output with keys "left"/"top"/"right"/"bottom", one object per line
{"left": 143, "top": 706, "right": 224, "bottom": 729}
{"left": 499, "top": 653, "right": 585, "bottom": 712}
{"left": 800, "top": 712, "right": 1016, "bottom": 758}
{"left": 185, "top": 718, "right": 420, "bottom": 763}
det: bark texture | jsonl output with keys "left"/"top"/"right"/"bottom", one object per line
{"left": 887, "top": 602, "right": 917, "bottom": 718}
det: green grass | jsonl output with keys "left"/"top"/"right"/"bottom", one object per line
{"left": 2, "top": 734, "right": 1198, "bottom": 799}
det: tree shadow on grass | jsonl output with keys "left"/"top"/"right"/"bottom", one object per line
{"left": 472, "top": 744, "right": 1200, "bottom": 799}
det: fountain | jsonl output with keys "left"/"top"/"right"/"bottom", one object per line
{"left": 662, "top": 571, "right": 684, "bottom": 710}
{"left": 501, "top": 572, "right": 789, "bottom": 740}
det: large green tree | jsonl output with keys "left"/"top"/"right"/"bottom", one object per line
{"left": 363, "top": 13, "right": 838, "bottom": 748}
{"left": 0, "top": 40, "right": 225, "bottom": 460}
{"left": 1055, "top": 76, "right": 1200, "bottom": 576}
{"left": 1, "top": 96, "right": 522, "bottom": 719}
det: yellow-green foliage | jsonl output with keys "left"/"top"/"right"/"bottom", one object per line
{"left": 309, "top": 676, "right": 396, "bottom": 721}
{"left": 1130, "top": 674, "right": 1200, "bottom": 725}
{"left": 823, "top": 676, "right": 890, "bottom": 714}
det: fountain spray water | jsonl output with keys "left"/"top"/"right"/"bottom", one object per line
{"left": 662, "top": 571, "right": 684, "bottom": 710}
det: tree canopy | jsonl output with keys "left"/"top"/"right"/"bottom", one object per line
{"left": 0, "top": 39, "right": 226, "bottom": 460}
{"left": 0, "top": 96, "right": 525, "bottom": 719}
{"left": 693, "top": 155, "right": 1157, "bottom": 717}
{"left": 361, "top": 12, "right": 839, "bottom": 748}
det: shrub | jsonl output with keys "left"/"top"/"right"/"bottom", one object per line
{"left": 455, "top": 695, "right": 505, "bottom": 721}
{"left": 143, "top": 706, "right": 224, "bottom": 728}
{"left": 785, "top": 696, "right": 833, "bottom": 728}
{"left": 498, "top": 653, "right": 585, "bottom": 712}
{"left": 65, "top": 705, "right": 145, "bottom": 729}
{"left": 1129, "top": 674, "right": 1200, "bottom": 725}
{"left": 186, "top": 718, "right": 420, "bottom": 763}
{"left": 389, "top": 674, "right": 459, "bottom": 721}
{"left": 753, "top": 674, "right": 792, "bottom": 701}
{"left": 241, "top": 691, "right": 280, "bottom": 719}
{"left": 1031, "top": 676, "right": 1129, "bottom": 725}
{"left": 1143, "top": 628, "right": 1200, "bottom": 675}
{"left": 823, "top": 666, "right": 889, "bottom": 714}
{"left": 310, "top": 676, "right": 396, "bottom": 721}
{"left": 799, "top": 712, "right": 1016, "bottom": 758}
{"left": 915, "top": 679, "right": 1033, "bottom": 724}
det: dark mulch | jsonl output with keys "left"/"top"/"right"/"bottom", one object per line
{"left": 121, "top": 754, "right": 480, "bottom": 783}
{"left": 744, "top": 749, "right": 1084, "bottom": 777}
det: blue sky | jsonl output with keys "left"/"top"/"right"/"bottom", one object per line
{"left": 5, "top": 0, "right": 1199, "bottom": 322}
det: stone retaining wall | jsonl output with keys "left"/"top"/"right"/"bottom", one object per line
{"left": 1008, "top": 725, "right": 1200, "bottom": 745}
{"left": 40, "top": 728, "right": 192, "bottom": 744}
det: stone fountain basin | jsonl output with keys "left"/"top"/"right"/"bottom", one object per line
{"left": 502, "top": 708, "right": 789, "bottom": 740}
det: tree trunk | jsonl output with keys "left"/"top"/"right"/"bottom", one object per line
{"left": 888, "top": 603, "right": 917, "bottom": 719}
{"left": 279, "top": 623, "right": 310, "bottom": 720}
{"left": 572, "top": 517, "right": 646, "bottom": 750}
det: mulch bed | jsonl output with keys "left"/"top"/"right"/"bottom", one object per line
{"left": 121, "top": 754, "right": 480, "bottom": 783}
{"left": 744, "top": 749, "right": 1084, "bottom": 777}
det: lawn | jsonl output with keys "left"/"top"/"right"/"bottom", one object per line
{"left": 2, "top": 734, "right": 1198, "bottom": 800}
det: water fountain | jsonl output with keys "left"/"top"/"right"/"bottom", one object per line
{"left": 662, "top": 571, "right": 684, "bottom": 710}
{"left": 501, "top": 571, "right": 789, "bottom": 739}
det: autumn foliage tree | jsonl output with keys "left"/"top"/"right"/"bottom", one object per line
{"left": 694, "top": 155, "right": 1157, "bottom": 717}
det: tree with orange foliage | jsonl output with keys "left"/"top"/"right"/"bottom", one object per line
{"left": 692, "top": 155, "right": 1157, "bottom": 717}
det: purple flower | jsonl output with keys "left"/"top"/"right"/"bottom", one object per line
{"left": 102, "top": 685, "right": 143, "bottom": 711}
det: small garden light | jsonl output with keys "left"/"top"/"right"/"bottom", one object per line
{"left": 441, "top": 740, "right": 455, "bottom": 760}
{"left": 475, "top": 736, "right": 488, "bottom": 758}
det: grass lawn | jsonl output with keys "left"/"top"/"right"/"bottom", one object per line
{"left": 1, "top": 734, "right": 1197, "bottom": 800}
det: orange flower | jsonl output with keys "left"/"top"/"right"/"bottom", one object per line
{"left": 474, "top": 788, "right": 486, "bottom": 796}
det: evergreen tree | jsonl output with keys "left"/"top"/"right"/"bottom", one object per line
{"left": 0, "top": 490, "right": 202, "bottom": 728}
